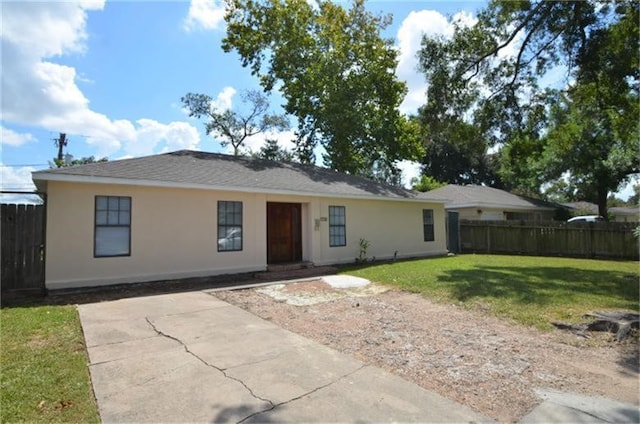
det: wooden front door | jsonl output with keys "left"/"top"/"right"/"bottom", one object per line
{"left": 267, "top": 203, "right": 302, "bottom": 264}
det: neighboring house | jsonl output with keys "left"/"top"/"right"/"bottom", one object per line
{"left": 32, "top": 150, "right": 448, "bottom": 290}
{"left": 562, "top": 201, "right": 639, "bottom": 222}
{"left": 561, "top": 201, "right": 598, "bottom": 216}
{"left": 608, "top": 207, "right": 639, "bottom": 222}
{"left": 425, "top": 184, "right": 558, "bottom": 221}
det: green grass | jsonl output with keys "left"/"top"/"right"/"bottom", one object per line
{"left": 343, "top": 254, "right": 639, "bottom": 330}
{"left": 0, "top": 304, "right": 99, "bottom": 423}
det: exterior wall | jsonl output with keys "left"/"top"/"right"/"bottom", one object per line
{"left": 454, "top": 207, "right": 505, "bottom": 221}
{"left": 611, "top": 213, "right": 639, "bottom": 223}
{"left": 308, "top": 197, "right": 446, "bottom": 265}
{"left": 44, "top": 181, "right": 447, "bottom": 289}
{"left": 45, "top": 182, "right": 267, "bottom": 289}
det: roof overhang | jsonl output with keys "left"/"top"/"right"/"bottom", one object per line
{"left": 445, "top": 202, "right": 556, "bottom": 212}
{"left": 32, "top": 172, "right": 448, "bottom": 204}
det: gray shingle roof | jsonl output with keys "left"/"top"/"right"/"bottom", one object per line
{"left": 561, "top": 201, "right": 599, "bottom": 214}
{"left": 33, "top": 150, "right": 445, "bottom": 202}
{"left": 422, "top": 184, "right": 558, "bottom": 210}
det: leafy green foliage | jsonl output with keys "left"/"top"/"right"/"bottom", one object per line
{"left": 0, "top": 305, "right": 99, "bottom": 422}
{"left": 417, "top": 0, "right": 639, "bottom": 216}
{"left": 410, "top": 174, "right": 445, "bottom": 192}
{"left": 343, "top": 255, "right": 639, "bottom": 330}
{"left": 356, "top": 238, "right": 370, "bottom": 263}
{"left": 52, "top": 155, "right": 107, "bottom": 168}
{"left": 222, "top": 0, "right": 422, "bottom": 178}
{"left": 182, "top": 89, "right": 288, "bottom": 155}
{"left": 252, "top": 138, "right": 293, "bottom": 162}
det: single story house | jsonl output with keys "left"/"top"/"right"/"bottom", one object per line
{"left": 609, "top": 207, "right": 639, "bottom": 222}
{"left": 32, "top": 150, "right": 448, "bottom": 290}
{"left": 562, "top": 202, "right": 639, "bottom": 222}
{"left": 426, "top": 184, "right": 559, "bottom": 221}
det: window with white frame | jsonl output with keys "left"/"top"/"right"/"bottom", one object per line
{"left": 218, "top": 201, "right": 243, "bottom": 252}
{"left": 329, "top": 205, "right": 346, "bottom": 247}
{"left": 95, "top": 196, "right": 131, "bottom": 257}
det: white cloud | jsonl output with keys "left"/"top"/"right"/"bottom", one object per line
{"left": 132, "top": 119, "right": 201, "bottom": 156}
{"left": 212, "top": 86, "right": 237, "bottom": 111}
{"left": 241, "top": 129, "right": 297, "bottom": 155}
{"left": 183, "top": 0, "right": 226, "bottom": 32}
{"left": 1, "top": 1, "right": 201, "bottom": 160}
{"left": 0, "top": 164, "right": 37, "bottom": 191}
{"left": 0, "top": 164, "right": 41, "bottom": 204}
{"left": 396, "top": 10, "right": 476, "bottom": 115}
{"left": 1, "top": 1, "right": 103, "bottom": 59}
{"left": 1, "top": 127, "right": 36, "bottom": 147}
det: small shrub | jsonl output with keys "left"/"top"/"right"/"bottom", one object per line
{"left": 356, "top": 238, "right": 371, "bottom": 263}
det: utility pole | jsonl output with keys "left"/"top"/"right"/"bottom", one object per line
{"left": 54, "top": 133, "right": 67, "bottom": 167}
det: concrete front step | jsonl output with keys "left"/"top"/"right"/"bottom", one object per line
{"left": 266, "top": 261, "right": 314, "bottom": 272}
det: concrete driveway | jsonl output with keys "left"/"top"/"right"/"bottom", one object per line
{"left": 78, "top": 290, "right": 494, "bottom": 423}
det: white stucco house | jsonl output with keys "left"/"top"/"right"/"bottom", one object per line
{"left": 32, "top": 150, "right": 448, "bottom": 290}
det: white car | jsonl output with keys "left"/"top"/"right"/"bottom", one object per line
{"left": 567, "top": 215, "right": 604, "bottom": 223}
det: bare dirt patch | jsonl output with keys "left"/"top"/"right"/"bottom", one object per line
{"left": 214, "top": 281, "right": 639, "bottom": 423}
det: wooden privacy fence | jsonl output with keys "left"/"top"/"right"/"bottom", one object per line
{"left": 1, "top": 204, "right": 46, "bottom": 295}
{"left": 460, "top": 220, "right": 639, "bottom": 260}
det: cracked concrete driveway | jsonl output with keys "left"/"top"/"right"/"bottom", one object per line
{"left": 78, "top": 290, "right": 494, "bottom": 423}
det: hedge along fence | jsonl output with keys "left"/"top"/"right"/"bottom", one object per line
{"left": 459, "top": 220, "right": 639, "bottom": 260}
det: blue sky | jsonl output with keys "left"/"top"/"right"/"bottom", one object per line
{"left": 1, "top": 0, "right": 635, "bottom": 202}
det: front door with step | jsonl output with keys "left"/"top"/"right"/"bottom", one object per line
{"left": 267, "top": 202, "right": 302, "bottom": 264}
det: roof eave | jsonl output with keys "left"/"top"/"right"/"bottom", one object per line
{"left": 445, "top": 202, "right": 556, "bottom": 211}
{"left": 32, "top": 172, "right": 447, "bottom": 204}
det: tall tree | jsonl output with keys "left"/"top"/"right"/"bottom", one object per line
{"left": 182, "top": 89, "right": 288, "bottom": 156}
{"left": 222, "top": 0, "right": 422, "bottom": 179}
{"left": 50, "top": 155, "right": 107, "bottom": 168}
{"left": 252, "top": 138, "right": 294, "bottom": 162}
{"left": 417, "top": 0, "right": 639, "bottom": 217}
{"left": 411, "top": 175, "right": 445, "bottom": 193}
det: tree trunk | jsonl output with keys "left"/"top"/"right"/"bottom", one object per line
{"left": 596, "top": 185, "right": 608, "bottom": 221}
{"left": 553, "top": 311, "right": 639, "bottom": 341}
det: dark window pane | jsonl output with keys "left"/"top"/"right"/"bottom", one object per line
{"left": 95, "top": 196, "right": 132, "bottom": 257}
{"left": 423, "top": 209, "right": 434, "bottom": 242}
{"left": 120, "top": 197, "right": 131, "bottom": 211}
{"left": 96, "top": 211, "right": 108, "bottom": 225}
{"left": 96, "top": 196, "right": 108, "bottom": 210}
{"left": 107, "top": 211, "right": 119, "bottom": 225}
{"left": 329, "top": 206, "right": 346, "bottom": 247}
{"left": 119, "top": 211, "right": 130, "bottom": 225}
{"left": 218, "top": 201, "right": 243, "bottom": 252}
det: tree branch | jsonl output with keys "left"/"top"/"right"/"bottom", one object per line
{"left": 460, "top": 1, "right": 551, "bottom": 78}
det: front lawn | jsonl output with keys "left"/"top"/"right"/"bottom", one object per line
{"left": 0, "top": 304, "right": 99, "bottom": 423}
{"left": 344, "top": 254, "right": 639, "bottom": 330}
